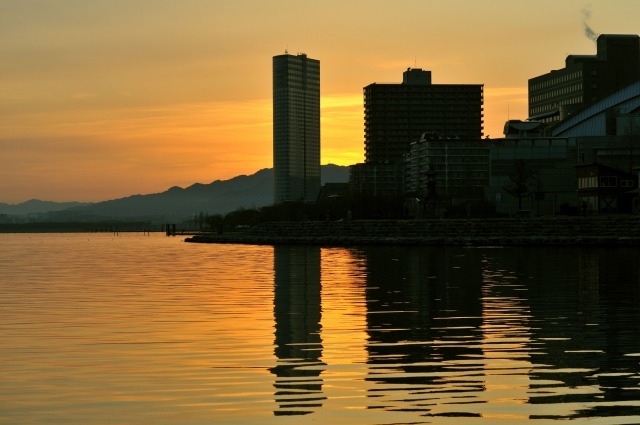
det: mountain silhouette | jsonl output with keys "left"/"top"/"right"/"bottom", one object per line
{"left": 0, "top": 199, "right": 90, "bottom": 215}
{"left": 5, "top": 164, "right": 349, "bottom": 222}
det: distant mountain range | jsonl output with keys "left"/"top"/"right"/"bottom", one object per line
{"left": 0, "top": 164, "right": 350, "bottom": 221}
{"left": 0, "top": 200, "right": 90, "bottom": 216}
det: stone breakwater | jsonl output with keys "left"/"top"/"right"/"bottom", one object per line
{"left": 184, "top": 217, "right": 640, "bottom": 246}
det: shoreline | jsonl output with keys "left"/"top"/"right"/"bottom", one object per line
{"left": 184, "top": 217, "right": 640, "bottom": 246}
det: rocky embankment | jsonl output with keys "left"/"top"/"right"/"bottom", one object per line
{"left": 184, "top": 217, "right": 640, "bottom": 246}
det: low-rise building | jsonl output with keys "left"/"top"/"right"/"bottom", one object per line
{"left": 576, "top": 163, "right": 638, "bottom": 214}
{"left": 349, "top": 162, "right": 403, "bottom": 198}
{"left": 404, "top": 132, "right": 490, "bottom": 201}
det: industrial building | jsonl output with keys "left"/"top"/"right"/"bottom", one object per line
{"left": 490, "top": 78, "right": 640, "bottom": 215}
{"left": 528, "top": 34, "right": 640, "bottom": 123}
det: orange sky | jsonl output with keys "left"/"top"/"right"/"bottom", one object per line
{"left": 2, "top": 0, "right": 640, "bottom": 203}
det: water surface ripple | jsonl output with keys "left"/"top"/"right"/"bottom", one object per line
{"left": 1, "top": 234, "right": 639, "bottom": 424}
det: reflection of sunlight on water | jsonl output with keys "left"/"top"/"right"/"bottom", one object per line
{"left": 3, "top": 237, "right": 640, "bottom": 424}
{"left": 479, "top": 261, "right": 533, "bottom": 420}
{"left": 320, "top": 248, "right": 372, "bottom": 410}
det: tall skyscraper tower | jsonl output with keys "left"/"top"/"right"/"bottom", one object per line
{"left": 273, "top": 53, "right": 320, "bottom": 204}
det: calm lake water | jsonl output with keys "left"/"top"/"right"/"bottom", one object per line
{"left": 1, "top": 233, "right": 640, "bottom": 424}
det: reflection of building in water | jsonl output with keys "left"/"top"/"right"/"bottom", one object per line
{"left": 271, "top": 246, "right": 325, "bottom": 416}
{"left": 499, "top": 248, "right": 640, "bottom": 420}
{"left": 358, "top": 247, "right": 640, "bottom": 420}
{"left": 591, "top": 249, "right": 640, "bottom": 417}
{"left": 525, "top": 248, "right": 610, "bottom": 415}
{"left": 361, "top": 247, "right": 485, "bottom": 416}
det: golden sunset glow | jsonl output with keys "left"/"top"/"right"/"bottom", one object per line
{"left": 2, "top": 0, "right": 639, "bottom": 202}
{"left": 320, "top": 248, "right": 369, "bottom": 366}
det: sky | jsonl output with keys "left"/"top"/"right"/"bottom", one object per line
{"left": 2, "top": 0, "right": 640, "bottom": 204}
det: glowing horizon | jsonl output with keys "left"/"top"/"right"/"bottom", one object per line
{"left": 2, "top": 0, "right": 639, "bottom": 203}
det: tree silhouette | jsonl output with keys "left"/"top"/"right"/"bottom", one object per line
{"left": 504, "top": 160, "right": 535, "bottom": 210}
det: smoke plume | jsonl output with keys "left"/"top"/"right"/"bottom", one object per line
{"left": 582, "top": 6, "right": 598, "bottom": 42}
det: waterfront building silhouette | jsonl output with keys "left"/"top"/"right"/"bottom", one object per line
{"left": 273, "top": 53, "right": 320, "bottom": 204}
{"left": 363, "top": 68, "right": 484, "bottom": 164}
{"left": 350, "top": 69, "right": 483, "bottom": 205}
{"left": 529, "top": 34, "right": 640, "bottom": 123}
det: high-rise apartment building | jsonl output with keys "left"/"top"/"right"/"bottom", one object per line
{"left": 273, "top": 53, "right": 320, "bottom": 204}
{"left": 364, "top": 68, "right": 484, "bottom": 164}
{"left": 528, "top": 34, "right": 640, "bottom": 123}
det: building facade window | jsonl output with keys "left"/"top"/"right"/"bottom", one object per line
{"left": 599, "top": 176, "right": 617, "bottom": 187}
